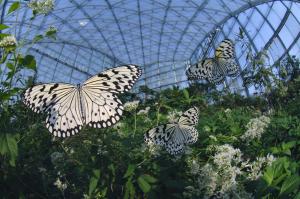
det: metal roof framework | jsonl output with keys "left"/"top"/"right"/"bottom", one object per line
{"left": 0, "top": 0, "right": 300, "bottom": 92}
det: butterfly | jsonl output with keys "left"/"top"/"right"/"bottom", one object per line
{"left": 144, "top": 107, "right": 199, "bottom": 155}
{"left": 23, "top": 65, "right": 142, "bottom": 138}
{"left": 186, "top": 39, "right": 239, "bottom": 84}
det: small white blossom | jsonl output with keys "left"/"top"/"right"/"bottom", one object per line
{"left": 198, "top": 163, "right": 218, "bottom": 196}
{"left": 137, "top": 106, "right": 150, "bottom": 116}
{"left": 28, "top": 0, "right": 54, "bottom": 15}
{"left": 246, "top": 154, "right": 276, "bottom": 180}
{"left": 213, "top": 144, "right": 242, "bottom": 167}
{"left": 124, "top": 100, "right": 139, "bottom": 112}
{"left": 224, "top": 108, "right": 231, "bottom": 113}
{"left": 167, "top": 110, "right": 182, "bottom": 123}
{"left": 0, "top": 35, "right": 17, "bottom": 48}
{"left": 241, "top": 115, "right": 270, "bottom": 142}
{"left": 209, "top": 135, "right": 217, "bottom": 141}
{"left": 38, "top": 167, "right": 47, "bottom": 173}
{"left": 54, "top": 178, "right": 67, "bottom": 191}
{"left": 144, "top": 142, "right": 161, "bottom": 157}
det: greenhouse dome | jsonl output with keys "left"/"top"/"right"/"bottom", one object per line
{"left": 0, "top": 0, "right": 299, "bottom": 92}
{"left": 1, "top": 0, "right": 300, "bottom": 198}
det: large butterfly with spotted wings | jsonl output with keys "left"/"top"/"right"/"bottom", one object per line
{"left": 23, "top": 65, "right": 142, "bottom": 138}
{"left": 186, "top": 39, "right": 239, "bottom": 84}
{"left": 144, "top": 107, "right": 199, "bottom": 155}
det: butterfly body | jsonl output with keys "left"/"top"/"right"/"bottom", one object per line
{"left": 186, "top": 39, "right": 239, "bottom": 84}
{"left": 144, "top": 107, "right": 199, "bottom": 155}
{"left": 23, "top": 65, "right": 141, "bottom": 138}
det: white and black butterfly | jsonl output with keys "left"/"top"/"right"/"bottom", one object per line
{"left": 186, "top": 39, "right": 239, "bottom": 84}
{"left": 23, "top": 65, "right": 142, "bottom": 138}
{"left": 144, "top": 107, "right": 199, "bottom": 155}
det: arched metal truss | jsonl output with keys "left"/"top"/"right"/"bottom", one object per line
{"left": 0, "top": 0, "right": 300, "bottom": 92}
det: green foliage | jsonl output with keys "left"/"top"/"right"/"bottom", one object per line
{"left": 7, "top": 2, "right": 20, "bottom": 15}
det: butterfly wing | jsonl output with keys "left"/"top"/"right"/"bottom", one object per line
{"left": 208, "top": 60, "right": 226, "bottom": 84}
{"left": 144, "top": 126, "right": 198, "bottom": 155}
{"left": 83, "top": 64, "right": 142, "bottom": 93}
{"left": 186, "top": 59, "right": 214, "bottom": 80}
{"left": 178, "top": 107, "right": 199, "bottom": 126}
{"left": 144, "top": 124, "right": 176, "bottom": 146}
{"left": 144, "top": 124, "right": 184, "bottom": 155}
{"left": 23, "top": 83, "right": 84, "bottom": 137}
{"left": 215, "top": 39, "right": 239, "bottom": 77}
{"left": 81, "top": 65, "right": 142, "bottom": 128}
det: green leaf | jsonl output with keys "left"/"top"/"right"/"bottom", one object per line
{"left": 183, "top": 89, "right": 189, "bottom": 100}
{"left": 137, "top": 176, "right": 151, "bottom": 193}
{"left": 7, "top": 2, "right": 20, "bottom": 15}
{"left": 45, "top": 28, "right": 57, "bottom": 40}
{"left": 124, "top": 180, "right": 135, "bottom": 199}
{"left": 123, "top": 164, "right": 135, "bottom": 178}
{"left": 141, "top": 174, "right": 157, "bottom": 184}
{"left": 0, "top": 134, "right": 18, "bottom": 167}
{"left": 280, "top": 176, "right": 300, "bottom": 196}
{"left": 92, "top": 169, "right": 100, "bottom": 178}
{"left": 263, "top": 166, "right": 275, "bottom": 185}
{"left": 0, "top": 24, "right": 9, "bottom": 30}
{"left": 21, "top": 55, "right": 36, "bottom": 70}
{"left": 33, "top": 34, "right": 43, "bottom": 43}
{"left": 294, "top": 191, "right": 300, "bottom": 199}
{"left": 88, "top": 177, "right": 98, "bottom": 196}
{"left": 6, "top": 62, "right": 15, "bottom": 71}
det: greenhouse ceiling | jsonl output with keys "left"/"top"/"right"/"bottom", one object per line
{"left": 1, "top": 0, "right": 300, "bottom": 91}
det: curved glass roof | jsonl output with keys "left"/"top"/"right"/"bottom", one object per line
{"left": 1, "top": 0, "right": 300, "bottom": 92}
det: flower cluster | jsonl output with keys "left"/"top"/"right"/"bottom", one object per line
{"left": 137, "top": 107, "right": 150, "bottom": 116}
{"left": 167, "top": 110, "right": 182, "bottom": 123}
{"left": 0, "top": 35, "right": 17, "bottom": 48}
{"left": 124, "top": 100, "right": 139, "bottom": 112}
{"left": 185, "top": 144, "right": 252, "bottom": 198}
{"left": 241, "top": 115, "right": 270, "bottom": 142}
{"left": 28, "top": 0, "right": 54, "bottom": 15}
{"left": 244, "top": 154, "right": 276, "bottom": 180}
{"left": 213, "top": 144, "right": 242, "bottom": 167}
{"left": 54, "top": 178, "right": 67, "bottom": 191}
{"left": 185, "top": 143, "right": 276, "bottom": 198}
{"left": 142, "top": 142, "right": 161, "bottom": 157}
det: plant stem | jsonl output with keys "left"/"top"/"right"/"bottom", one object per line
{"left": 133, "top": 111, "right": 137, "bottom": 137}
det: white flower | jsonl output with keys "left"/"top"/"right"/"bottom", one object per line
{"left": 38, "top": 167, "right": 47, "bottom": 173}
{"left": 198, "top": 163, "right": 218, "bottom": 195}
{"left": 124, "top": 100, "right": 139, "bottom": 112}
{"left": 209, "top": 135, "right": 217, "bottom": 141}
{"left": 145, "top": 142, "right": 161, "bottom": 157}
{"left": 167, "top": 110, "right": 182, "bottom": 123}
{"left": 213, "top": 144, "right": 242, "bottom": 167}
{"left": 224, "top": 108, "right": 231, "bottom": 113}
{"left": 188, "top": 158, "right": 200, "bottom": 175}
{"left": 54, "top": 178, "right": 67, "bottom": 191}
{"left": 246, "top": 154, "right": 276, "bottom": 180}
{"left": 241, "top": 115, "right": 270, "bottom": 142}
{"left": 28, "top": 0, "right": 54, "bottom": 15}
{"left": 137, "top": 107, "right": 150, "bottom": 116}
{"left": 0, "top": 35, "right": 17, "bottom": 48}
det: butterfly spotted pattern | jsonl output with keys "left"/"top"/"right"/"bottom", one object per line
{"left": 144, "top": 107, "right": 199, "bottom": 155}
{"left": 23, "top": 65, "right": 142, "bottom": 138}
{"left": 186, "top": 39, "right": 239, "bottom": 84}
